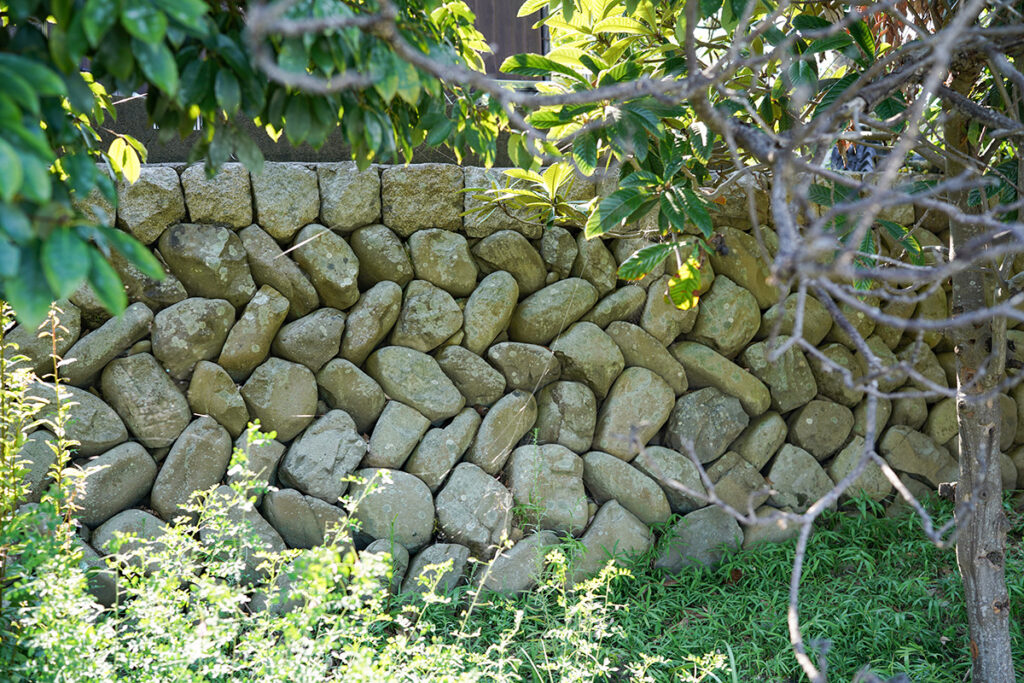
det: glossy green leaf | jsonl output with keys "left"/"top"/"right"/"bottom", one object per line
{"left": 233, "top": 133, "right": 264, "bottom": 176}
{"left": 541, "top": 163, "right": 573, "bottom": 199}
{"left": 0, "top": 139, "right": 23, "bottom": 203}
{"left": 284, "top": 96, "right": 312, "bottom": 146}
{"left": 791, "top": 15, "right": 831, "bottom": 31}
{"left": 689, "top": 123, "right": 716, "bottom": 165}
{"left": 660, "top": 188, "right": 688, "bottom": 233}
{"left": 507, "top": 134, "right": 537, "bottom": 170}
{"left": 18, "top": 153, "right": 52, "bottom": 203}
{"left": 64, "top": 70, "right": 96, "bottom": 114}
{"left": 99, "top": 226, "right": 166, "bottom": 280}
{"left": 572, "top": 132, "right": 598, "bottom": 177}
{"left": 807, "top": 34, "right": 853, "bottom": 54}
{"left": 42, "top": 229, "right": 91, "bottom": 298}
{"left": 592, "top": 16, "right": 648, "bottom": 34}
{"left": 878, "top": 219, "right": 924, "bottom": 266}
{"left": 178, "top": 59, "right": 213, "bottom": 107}
{"left": 62, "top": 150, "right": 98, "bottom": 196}
{"left": 121, "top": 2, "right": 167, "bottom": 43}
{"left": 813, "top": 72, "right": 858, "bottom": 118}
{"left": 215, "top": 70, "right": 241, "bottom": 114}
{"left": 787, "top": 59, "right": 818, "bottom": 91}
{"left": 0, "top": 68, "right": 39, "bottom": 115}
{"left": 0, "top": 236, "right": 20, "bottom": 279}
{"left": 700, "top": 0, "right": 723, "bottom": 19}
{"left": 371, "top": 44, "right": 400, "bottom": 103}
{"left": 585, "top": 187, "right": 652, "bottom": 238}
{"left": 618, "top": 243, "right": 670, "bottom": 281}
{"left": 0, "top": 204, "right": 32, "bottom": 245}
{"left": 0, "top": 55, "right": 66, "bottom": 97}
{"left": 848, "top": 20, "right": 875, "bottom": 60}
{"left": 152, "top": 0, "right": 208, "bottom": 32}
{"left": 133, "top": 39, "right": 179, "bottom": 95}
{"left": 88, "top": 250, "right": 127, "bottom": 314}
{"left": 500, "top": 53, "right": 588, "bottom": 84}
{"left": 394, "top": 58, "right": 422, "bottom": 106}
{"left": 682, "top": 188, "right": 712, "bottom": 237}
{"left": 808, "top": 183, "right": 855, "bottom": 207}
{"left": 666, "top": 247, "right": 702, "bottom": 311}
{"left": 83, "top": 0, "right": 120, "bottom": 46}
{"left": 5, "top": 249, "right": 54, "bottom": 326}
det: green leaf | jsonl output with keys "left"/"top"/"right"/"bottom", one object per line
{"left": 18, "top": 153, "right": 52, "bottom": 203}
{"left": 215, "top": 70, "right": 241, "bottom": 114}
{"left": 599, "top": 59, "right": 641, "bottom": 87}
{"left": 83, "top": 0, "right": 120, "bottom": 46}
{"left": 542, "top": 163, "right": 573, "bottom": 199}
{"left": 592, "top": 16, "right": 648, "bottom": 34}
{"left": 878, "top": 219, "right": 923, "bottom": 265}
{"left": 232, "top": 133, "right": 264, "bottom": 176}
{"left": 63, "top": 150, "right": 99, "bottom": 196}
{"left": 178, "top": 59, "right": 213, "bottom": 107}
{"left": 63, "top": 71, "right": 96, "bottom": 114}
{"left": 505, "top": 167, "right": 546, "bottom": 185}
{"left": 393, "top": 58, "right": 422, "bottom": 106}
{"left": 88, "top": 250, "right": 127, "bottom": 314}
{"left": 121, "top": 1, "right": 167, "bottom": 43}
{"left": 0, "top": 205, "right": 34, "bottom": 244}
{"left": 585, "top": 187, "right": 651, "bottom": 238}
{"left": 572, "top": 132, "right": 598, "bottom": 177}
{"left": 700, "top": 0, "right": 723, "bottom": 19}
{"left": 813, "top": 72, "right": 859, "bottom": 118}
{"left": 500, "top": 53, "right": 588, "bottom": 84}
{"left": 152, "top": 0, "right": 208, "bottom": 33}
{"left": 5, "top": 249, "right": 53, "bottom": 326}
{"left": 284, "top": 97, "right": 312, "bottom": 146}
{"left": 660, "top": 189, "right": 688, "bottom": 233}
{"left": 0, "top": 55, "right": 67, "bottom": 97}
{"left": 618, "top": 243, "right": 670, "bottom": 281}
{"left": 0, "top": 69, "right": 39, "bottom": 115}
{"left": 666, "top": 247, "right": 702, "bottom": 311}
{"left": 507, "top": 134, "right": 537, "bottom": 170}
{"left": 133, "top": 39, "right": 179, "bottom": 95}
{"left": 517, "top": 0, "right": 549, "bottom": 17}
{"left": 371, "top": 44, "right": 400, "bottom": 103}
{"left": 875, "top": 96, "right": 907, "bottom": 121}
{"left": 682, "top": 188, "right": 713, "bottom": 237}
{"left": 807, "top": 34, "right": 853, "bottom": 54}
{"left": 689, "top": 123, "right": 716, "bottom": 165}
{"left": 99, "top": 227, "right": 166, "bottom": 280}
{"left": 787, "top": 59, "right": 818, "bottom": 91}
{"left": 0, "top": 236, "right": 20, "bottom": 279}
{"left": 0, "top": 139, "right": 23, "bottom": 203}
{"left": 424, "top": 116, "right": 454, "bottom": 147}
{"left": 729, "top": 0, "right": 753, "bottom": 20}
{"left": 808, "top": 182, "right": 855, "bottom": 207}
{"left": 848, "top": 20, "right": 875, "bottom": 60}
{"left": 42, "top": 229, "right": 91, "bottom": 298}
{"left": 791, "top": 15, "right": 831, "bottom": 31}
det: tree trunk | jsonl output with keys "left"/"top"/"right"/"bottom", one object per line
{"left": 946, "top": 99, "right": 1016, "bottom": 683}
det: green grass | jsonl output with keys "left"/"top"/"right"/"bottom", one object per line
{"left": 416, "top": 497, "right": 1024, "bottom": 682}
{"left": 5, "top": 469, "right": 1024, "bottom": 682}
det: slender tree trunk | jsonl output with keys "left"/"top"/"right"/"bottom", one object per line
{"left": 946, "top": 97, "right": 1016, "bottom": 683}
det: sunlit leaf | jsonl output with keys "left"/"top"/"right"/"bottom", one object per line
{"left": 585, "top": 187, "right": 652, "bottom": 238}
{"left": 618, "top": 243, "right": 670, "bottom": 281}
{"left": 666, "top": 248, "right": 702, "bottom": 310}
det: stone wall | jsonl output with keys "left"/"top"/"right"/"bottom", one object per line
{"left": 15, "top": 162, "right": 1024, "bottom": 595}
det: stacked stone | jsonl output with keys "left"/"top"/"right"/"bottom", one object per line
{"left": 15, "top": 162, "right": 1021, "bottom": 599}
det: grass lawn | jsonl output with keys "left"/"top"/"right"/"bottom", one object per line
{"left": 5, "top": 490, "right": 1023, "bottom": 682}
